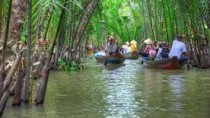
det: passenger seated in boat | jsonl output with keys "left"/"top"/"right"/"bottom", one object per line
{"left": 94, "top": 47, "right": 106, "bottom": 56}
{"left": 142, "top": 38, "right": 156, "bottom": 60}
{"left": 155, "top": 41, "right": 170, "bottom": 60}
{"left": 122, "top": 42, "right": 131, "bottom": 53}
{"left": 168, "top": 35, "right": 188, "bottom": 61}
{"left": 105, "top": 36, "right": 117, "bottom": 55}
{"left": 87, "top": 41, "right": 93, "bottom": 56}
{"left": 130, "top": 40, "right": 138, "bottom": 53}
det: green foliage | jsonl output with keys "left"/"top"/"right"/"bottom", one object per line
{"left": 58, "top": 57, "right": 79, "bottom": 72}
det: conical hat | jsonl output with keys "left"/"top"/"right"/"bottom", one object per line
{"left": 130, "top": 40, "right": 137, "bottom": 44}
{"left": 126, "top": 41, "right": 130, "bottom": 45}
{"left": 144, "top": 38, "right": 153, "bottom": 44}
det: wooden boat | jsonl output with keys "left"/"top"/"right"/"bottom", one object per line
{"left": 95, "top": 52, "right": 125, "bottom": 64}
{"left": 123, "top": 51, "right": 139, "bottom": 59}
{"left": 142, "top": 56, "right": 185, "bottom": 69}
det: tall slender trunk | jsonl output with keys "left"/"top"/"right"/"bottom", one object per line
{"left": 1, "top": 0, "right": 13, "bottom": 67}
{"left": 21, "top": 0, "right": 32, "bottom": 103}
{"left": 146, "top": 0, "right": 155, "bottom": 39}
{"left": 73, "top": 0, "right": 99, "bottom": 49}
{"left": 35, "top": 0, "right": 67, "bottom": 104}
{"left": 141, "top": 0, "right": 146, "bottom": 38}
{"left": 0, "top": 0, "right": 3, "bottom": 39}
{"left": 0, "top": 0, "right": 13, "bottom": 97}
{"left": 9, "top": 0, "right": 28, "bottom": 41}
{"left": 166, "top": 0, "right": 174, "bottom": 38}
{"left": 162, "top": 0, "right": 169, "bottom": 41}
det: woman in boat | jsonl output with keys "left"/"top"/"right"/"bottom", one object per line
{"left": 155, "top": 41, "right": 170, "bottom": 60}
{"left": 87, "top": 41, "right": 93, "bottom": 56}
{"left": 130, "top": 40, "right": 138, "bottom": 53}
{"left": 105, "top": 36, "right": 117, "bottom": 55}
{"left": 168, "top": 35, "right": 188, "bottom": 61}
{"left": 142, "top": 38, "right": 156, "bottom": 60}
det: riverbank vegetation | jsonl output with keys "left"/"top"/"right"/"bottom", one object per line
{"left": 0, "top": 0, "right": 210, "bottom": 116}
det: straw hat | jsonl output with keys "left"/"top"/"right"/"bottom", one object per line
{"left": 107, "top": 36, "right": 115, "bottom": 41}
{"left": 130, "top": 40, "right": 137, "bottom": 44}
{"left": 144, "top": 38, "right": 153, "bottom": 44}
{"left": 126, "top": 41, "right": 130, "bottom": 45}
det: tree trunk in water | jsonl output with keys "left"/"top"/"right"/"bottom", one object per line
{"left": 35, "top": 0, "right": 68, "bottom": 104}
{"left": 9, "top": 81, "right": 16, "bottom": 96}
{"left": 0, "top": 68, "right": 5, "bottom": 97}
{"left": 1, "top": 53, "right": 22, "bottom": 97}
{"left": 21, "top": 0, "right": 32, "bottom": 103}
{"left": 12, "top": 69, "right": 24, "bottom": 106}
{"left": 32, "top": 53, "right": 46, "bottom": 79}
{"left": 0, "top": 90, "right": 10, "bottom": 116}
{"left": 35, "top": 67, "right": 50, "bottom": 104}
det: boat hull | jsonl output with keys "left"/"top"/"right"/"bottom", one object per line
{"left": 95, "top": 53, "right": 125, "bottom": 64}
{"left": 123, "top": 51, "right": 139, "bottom": 59}
{"left": 142, "top": 57, "right": 185, "bottom": 69}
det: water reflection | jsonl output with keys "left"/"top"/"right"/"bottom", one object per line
{"left": 2, "top": 60, "right": 210, "bottom": 118}
{"left": 103, "top": 60, "right": 140, "bottom": 118}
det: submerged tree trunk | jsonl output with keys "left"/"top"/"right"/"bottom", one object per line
{"left": 35, "top": 0, "right": 67, "bottom": 104}
{"left": 0, "top": 90, "right": 10, "bottom": 116}
{"left": 12, "top": 69, "right": 24, "bottom": 106}
{"left": 21, "top": 0, "right": 32, "bottom": 103}
{"left": 1, "top": 53, "right": 22, "bottom": 95}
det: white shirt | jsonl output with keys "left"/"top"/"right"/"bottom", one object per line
{"left": 155, "top": 48, "right": 162, "bottom": 60}
{"left": 105, "top": 43, "right": 117, "bottom": 53}
{"left": 168, "top": 40, "right": 187, "bottom": 59}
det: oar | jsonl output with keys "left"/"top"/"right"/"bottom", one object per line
{"left": 186, "top": 56, "right": 191, "bottom": 70}
{"left": 104, "top": 52, "right": 108, "bottom": 66}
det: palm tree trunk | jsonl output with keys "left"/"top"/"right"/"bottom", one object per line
{"left": 0, "top": 0, "right": 13, "bottom": 97}
{"left": 21, "top": 0, "right": 32, "bottom": 103}
{"left": 9, "top": 0, "right": 28, "bottom": 41}
{"left": 0, "top": 0, "right": 3, "bottom": 39}
{"left": 73, "top": 0, "right": 99, "bottom": 49}
{"left": 162, "top": 0, "right": 169, "bottom": 41}
{"left": 35, "top": 0, "right": 67, "bottom": 104}
{"left": 146, "top": 0, "right": 155, "bottom": 39}
{"left": 12, "top": 69, "right": 24, "bottom": 106}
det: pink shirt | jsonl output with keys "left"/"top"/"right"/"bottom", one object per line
{"left": 144, "top": 44, "right": 156, "bottom": 57}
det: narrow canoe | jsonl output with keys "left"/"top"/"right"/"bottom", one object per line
{"left": 142, "top": 56, "right": 185, "bottom": 69}
{"left": 95, "top": 53, "right": 125, "bottom": 64}
{"left": 123, "top": 51, "right": 139, "bottom": 60}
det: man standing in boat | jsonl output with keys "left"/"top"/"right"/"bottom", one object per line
{"left": 168, "top": 35, "right": 188, "bottom": 61}
{"left": 105, "top": 36, "right": 117, "bottom": 55}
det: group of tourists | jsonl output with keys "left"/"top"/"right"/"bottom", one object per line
{"left": 90, "top": 34, "right": 189, "bottom": 62}
{"left": 142, "top": 35, "right": 188, "bottom": 61}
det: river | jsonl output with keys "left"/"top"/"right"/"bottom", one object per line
{"left": 2, "top": 59, "right": 210, "bottom": 118}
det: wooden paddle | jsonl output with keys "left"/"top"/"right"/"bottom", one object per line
{"left": 186, "top": 55, "right": 191, "bottom": 70}
{"left": 104, "top": 52, "right": 108, "bottom": 66}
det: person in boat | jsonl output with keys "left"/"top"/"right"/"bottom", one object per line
{"left": 122, "top": 41, "right": 131, "bottom": 53}
{"left": 105, "top": 36, "right": 117, "bottom": 55}
{"left": 130, "top": 40, "right": 138, "bottom": 53}
{"left": 94, "top": 46, "right": 106, "bottom": 57}
{"left": 168, "top": 35, "right": 188, "bottom": 61}
{"left": 142, "top": 38, "right": 156, "bottom": 60}
{"left": 87, "top": 41, "right": 93, "bottom": 57}
{"left": 155, "top": 41, "right": 170, "bottom": 60}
